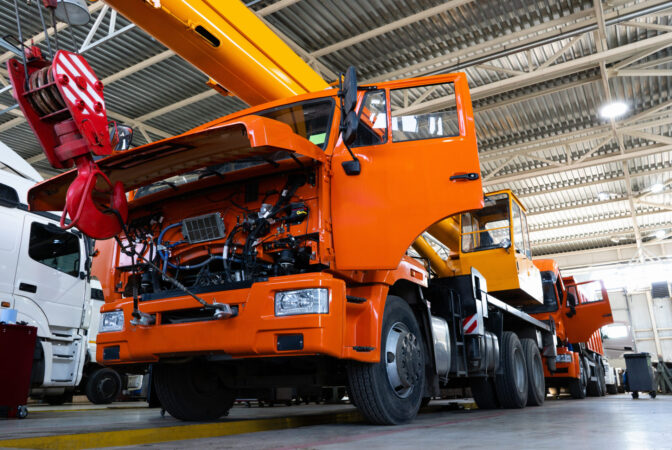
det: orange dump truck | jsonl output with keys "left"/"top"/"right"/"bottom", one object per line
{"left": 525, "top": 260, "right": 613, "bottom": 398}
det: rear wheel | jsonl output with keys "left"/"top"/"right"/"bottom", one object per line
{"left": 587, "top": 357, "right": 602, "bottom": 397}
{"left": 470, "top": 377, "right": 499, "bottom": 409}
{"left": 494, "top": 332, "right": 528, "bottom": 408}
{"left": 632, "top": 391, "right": 639, "bottom": 399}
{"left": 521, "top": 339, "right": 545, "bottom": 406}
{"left": 347, "top": 296, "right": 426, "bottom": 425}
{"left": 153, "top": 361, "right": 235, "bottom": 421}
{"left": 607, "top": 384, "right": 618, "bottom": 395}
{"left": 569, "top": 356, "right": 587, "bottom": 399}
{"left": 85, "top": 368, "right": 121, "bottom": 405}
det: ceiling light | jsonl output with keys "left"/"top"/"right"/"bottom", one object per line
{"left": 650, "top": 183, "right": 664, "bottom": 194}
{"left": 610, "top": 236, "right": 621, "bottom": 243}
{"left": 598, "top": 192, "right": 613, "bottom": 201}
{"left": 54, "top": 0, "right": 91, "bottom": 26}
{"left": 599, "top": 101, "right": 628, "bottom": 119}
{"left": 653, "top": 230, "right": 666, "bottom": 240}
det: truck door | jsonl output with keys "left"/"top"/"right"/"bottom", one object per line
{"left": 0, "top": 202, "right": 22, "bottom": 301}
{"left": 563, "top": 281, "right": 613, "bottom": 343}
{"left": 14, "top": 215, "right": 87, "bottom": 330}
{"left": 331, "top": 73, "right": 483, "bottom": 270}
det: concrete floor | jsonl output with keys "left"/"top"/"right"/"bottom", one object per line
{"left": 1, "top": 395, "right": 669, "bottom": 449}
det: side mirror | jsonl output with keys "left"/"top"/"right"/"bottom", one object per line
{"left": 0, "top": 183, "right": 20, "bottom": 208}
{"left": 109, "top": 123, "right": 134, "bottom": 151}
{"left": 342, "top": 66, "right": 358, "bottom": 114}
{"left": 342, "top": 110, "right": 358, "bottom": 146}
{"left": 499, "top": 238, "right": 511, "bottom": 249}
{"left": 338, "top": 66, "right": 361, "bottom": 176}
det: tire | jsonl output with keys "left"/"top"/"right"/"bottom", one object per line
{"left": 494, "top": 332, "right": 528, "bottom": 408}
{"left": 650, "top": 391, "right": 657, "bottom": 399}
{"left": 607, "top": 384, "right": 618, "bottom": 395}
{"left": 85, "top": 368, "right": 122, "bottom": 405}
{"left": 632, "top": 391, "right": 639, "bottom": 399}
{"left": 597, "top": 363, "right": 607, "bottom": 396}
{"left": 153, "top": 361, "right": 235, "bottom": 421}
{"left": 521, "top": 339, "right": 545, "bottom": 406}
{"left": 347, "top": 296, "right": 426, "bottom": 425}
{"left": 420, "top": 396, "right": 431, "bottom": 408}
{"left": 569, "top": 356, "right": 587, "bottom": 399}
{"left": 470, "top": 377, "right": 499, "bottom": 409}
{"left": 43, "top": 391, "right": 73, "bottom": 406}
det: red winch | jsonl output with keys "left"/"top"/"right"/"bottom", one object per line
{"left": 7, "top": 47, "right": 127, "bottom": 239}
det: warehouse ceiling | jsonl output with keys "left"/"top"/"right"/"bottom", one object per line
{"left": 1, "top": 0, "right": 671, "bottom": 269}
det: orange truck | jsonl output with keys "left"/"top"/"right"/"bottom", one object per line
{"left": 525, "top": 260, "right": 613, "bottom": 398}
{"left": 11, "top": 0, "right": 609, "bottom": 425}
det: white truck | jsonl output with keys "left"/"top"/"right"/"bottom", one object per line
{"left": 0, "top": 142, "right": 121, "bottom": 404}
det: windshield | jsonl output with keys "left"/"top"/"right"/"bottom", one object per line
{"left": 461, "top": 193, "right": 510, "bottom": 252}
{"left": 135, "top": 98, "right": 334, "bottom": 199}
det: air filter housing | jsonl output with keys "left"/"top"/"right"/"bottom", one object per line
{"left": 182, "top": 213, "right": 225, "bottom": 244}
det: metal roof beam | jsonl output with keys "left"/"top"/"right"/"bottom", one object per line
{"left": 531, "top": 223, "right": 670, "bottom": 245}
{"left": 368, "top": 0, "right": 670, "bottom": 82}
{"left": 309, "top": 0, "right": 474, "bottom": 58}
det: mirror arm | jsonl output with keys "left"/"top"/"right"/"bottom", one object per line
{"left": 341, "top": 142, "right": 361, "bottom": 176}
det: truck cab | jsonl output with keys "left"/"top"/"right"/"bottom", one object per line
{"left": 0, "top": 143, "right": 91, "bottom": 404}
{"left": 527, "top": 259, "right": 613, "bottom": 398}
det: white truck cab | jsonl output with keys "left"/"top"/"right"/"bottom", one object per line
{"left": 0, "top": 142, "right": 97, "bottom": 404}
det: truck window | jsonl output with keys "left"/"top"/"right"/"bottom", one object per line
{"left": 461, "top": 193, "right": 510, "bottom": 252}
{"left": 523, "top": 270, "right": 560, "bottom": 314}
{"left": 512, "top": 201, "right": 524, "bottom": 255}
{"left": 28, "top": 222, "right": 80, "bottom": 277}
{"left": 352, "top": 90, "right": 387, "bottom": 147}
{"left": 390, "top": 82, "right": 459, "bottom": 142}
{"left": 521, "top": 207, "right": 531, "bottom": 258}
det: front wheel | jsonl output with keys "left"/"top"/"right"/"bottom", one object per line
{"left": 347, "top": 296, "right": 426, "bottom": 425}
{"left": 85, "top": 368, "right": 122, "bottom": 405}
{"left": 153, "top": 361, "right": 235, "bottom": 421}
{"left": 569, "top": 356, "right": 587, "bottom": 399}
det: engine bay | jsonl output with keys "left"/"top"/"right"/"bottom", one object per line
{"left": 113, "top": 168, "right": 324, "bottom": 302}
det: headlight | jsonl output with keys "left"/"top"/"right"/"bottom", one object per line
{"left": 99, "top": 310, "right": 124, "bottom": 333}
{"left": 275, "top": 288, "right": 329, "bottom": 316}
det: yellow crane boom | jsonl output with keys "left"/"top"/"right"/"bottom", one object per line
{"left": 103, "top": 0, "right": 329, "bottom": 105}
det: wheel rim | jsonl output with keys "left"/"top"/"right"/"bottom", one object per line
{"left": 98, "top": 377, "right": 117, "bottom": 398}
{"left": 385, "top": 321, "right": 423, "bottom": 399}
{"left": 513, "top": 349, "right": 526, "bottom": 392}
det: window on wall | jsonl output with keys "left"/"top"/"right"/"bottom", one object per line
{"left": 28, "top": 222, "right": 80, "bottom": 277}
{"left": 352, "top": 90, "right": 387, "bottom": 147}
{"left": 390, "top": 82, "right": 460, "bottom": 142}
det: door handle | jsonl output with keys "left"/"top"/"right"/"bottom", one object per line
{"left": 19, "top": 283, "right": 37, "bottom": 293}
{"left": 450, "top": 172, "right": 480, "bottom": 181}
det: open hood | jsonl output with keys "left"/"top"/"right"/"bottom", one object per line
{"left": 28, "top": 116, "right": 326, "bottom": 212}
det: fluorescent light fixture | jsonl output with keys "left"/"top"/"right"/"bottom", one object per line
{"left": 599, "top": 101, "right": 628, "bottom": 119}
{"left": 653, "top": 230, "right": 666, "bottom": 240}
{"left": 650, "top": 183, "right": 664, "bottom": 194}
{"left": 597, "top": 192, "right": 613, "bottom": 201}
{"left": 610, "top": 236, "right": 621, "bottom": 243}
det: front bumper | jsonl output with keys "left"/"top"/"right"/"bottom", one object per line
{"left": 97, "top": 273, "right": 378, "bottom": 364}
